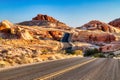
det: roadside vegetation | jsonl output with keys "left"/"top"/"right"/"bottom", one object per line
{"left": 84, "top": 48, "right": 105, "bottom": 58}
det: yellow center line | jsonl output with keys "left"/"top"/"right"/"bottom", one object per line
{"left": 35, "top": 58, "right": 97, "bottom": 80}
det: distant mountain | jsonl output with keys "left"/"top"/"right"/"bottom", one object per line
{"left": 77, "top": 20, "right": 120, "bottom": 33}
{"left": 18, "top": 14, "right": 69, "bottom": 29}
{"left": 109, "top": 18, "right": 120, "bottom": 28}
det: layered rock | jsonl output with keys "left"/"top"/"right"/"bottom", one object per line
{"left": 77, "top": 20, "right": 120, "bottom": 33}
{"left": 0, "top": 20, "right": 13, "bottom": 31}
{"left": 109, "top": 18, "right": 120, "bottom": 28}
{"left": 32, "top": 14, "right": 58, "bottom": 23}
{"left": 100, "top": 41, "right": 120, "bottom": 52}
{"left": 0, "top": 39, "right": 66, "bottom": 67}
{"left": 71, "top": 30, "right": 117, "bottom": 43}
{"left": 0, "top": 20, "right": 64, "bottom": 40}
{"left": 18, "top": 14, "right": 69, "bottom": 29}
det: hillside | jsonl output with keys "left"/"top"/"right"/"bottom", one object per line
{"left": 77, "top": 20, "right": 120, "bottom": 33}
{"left": 76, "top": 20, "right": 120, "bottom": 53}
{"left": 109, "top": 18, "right": 120, "bottom": 28}
{"left": 18, "top": 14, "right": 69, "bottom": 29}
{"left": 1, "top": 14, "right": 120, "bottom": 67}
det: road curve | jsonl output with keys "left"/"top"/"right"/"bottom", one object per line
{"left": 0, "top": 57, "right": 119, "bottom": 80}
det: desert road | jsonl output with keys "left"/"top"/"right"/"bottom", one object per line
{"left": 0, "top": 57, "right": 120, "bottom": 80}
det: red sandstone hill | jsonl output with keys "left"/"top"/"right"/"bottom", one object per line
{"left": 109, "top": 18, "right": 120, "bottom": 28}
{"left": 18, "top": 14, "right": 69, "bottom": 29}
{"left": 77, "top": 20, "right": 120, "bottom": 33}
{"left": 32, "top": 14, "right": 58, "bottom": 23}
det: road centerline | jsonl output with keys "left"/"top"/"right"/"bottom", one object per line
{"left": 35, "top": 58, "right": 97, "bottom": 80}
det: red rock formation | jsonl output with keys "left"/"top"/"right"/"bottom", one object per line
{"left": 14, "top": 26, "right": 63, "bottom": 41}
{"left": 0, "top": 20, "right": 63, "bottom": 40}
{"left": 77, "top": 20, "right": 120, "bottom": 33}
{"left": 71, "top": 30, "right": 117, "bottom": 43}
{"left": 100, "top": 42, "right": 120, "bottom": 52}
{"left": 48, "top": 31, "right": 63, "bottom": 41}
{"left": 32, "top": 14, "right": 58, "bottom": 23}
{"left": 109, "top": 18, "right": 120, "bottom": 28}
{"left": 18, "top": 14, "right": 69, "bottom": 29}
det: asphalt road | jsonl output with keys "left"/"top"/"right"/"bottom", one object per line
{"left": 0, "top": 57, "right": 119, "bottom": 80}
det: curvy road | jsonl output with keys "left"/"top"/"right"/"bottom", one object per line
{"left": 0, "top": 57, "right": 120, "bottom": 80}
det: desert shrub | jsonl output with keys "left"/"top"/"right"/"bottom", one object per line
{"left": 93, "top": 53, "right": 105, "bottom": 58}
{"left": 107, "top": 52, "right": 115, "bottom": 58}
{"left": 0, "top": 37, "right": 3, "bottom": 40}
{"left": 71, "top": 50, "right": 83, "bottom": 55}
{"left": 84, "top": 48, "right": 100, "bottom": 57}
{"left": 65, "top": 47, "right": 72, "bottom": 53}
{"left": 58, "top": 50, "right": 67, "bottom": 54}
{"left": 41, "top": 49, "right": 49, "bottom": 54}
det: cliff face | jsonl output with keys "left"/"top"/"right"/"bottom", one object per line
{"left": 77, "top": 20, "right": 120, "bottom": 33}
{"left": 18, "top": 14, "right": 69, "bottom": 29}
{"left": 109, "top": 18, "right": 120, "bottom": 28}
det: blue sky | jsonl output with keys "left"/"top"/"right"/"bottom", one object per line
{"left": 0, "top": 0, "right": 120, "bottom": 27}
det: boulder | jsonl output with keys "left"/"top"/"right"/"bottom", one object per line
{"left": 0, "top": 20, "right": 13, "bottom": 32}
{"left": 17, "top": 29, "right": 33, "bottom": 40}
{"left": 48, "top": 31, "right": 63, "bottom": 41}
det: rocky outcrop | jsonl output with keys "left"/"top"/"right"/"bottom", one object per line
{"left": 109, "top": 18, "right": 120, "bottom": 28}
{"left": 71, "top": 30, "right": 117, "bottom": 43}
{"left": 18, "top": 14, "right": 69, "bottom": 29}
{"left": 18, "top": 29, "right": 33, "bottom": 40}
{"left": 77, "top": 20, "right": 120, "bottom": 33}
{"left": 0, "top": 20, "right": 13, "bottom": 31}
{"left": 32, "top": 14, "right": 58, "bottom": 23}
{"left": 0, "top": 20, "right": 64, "bottom": 40}
{"left": 48, "top": 31, "right": 63, "bottom": 41}
{"left": 0, "top": 39, "right": 68, "bottom": 67}
{"left": 100, "top": 41, "right": 120, "bottom": 52}
{"left": 0, "top": 20, "right": 18, "bottom": 39}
